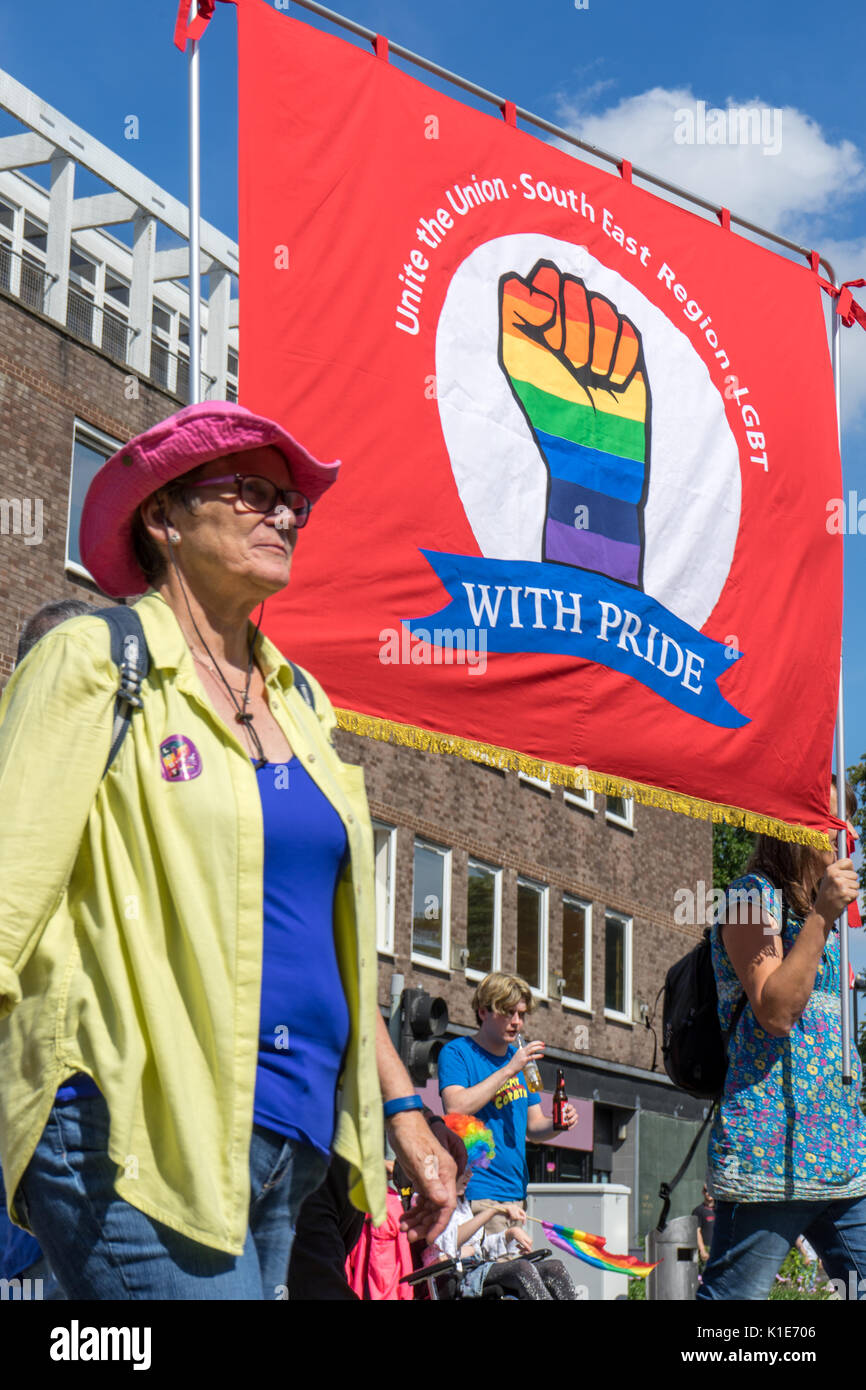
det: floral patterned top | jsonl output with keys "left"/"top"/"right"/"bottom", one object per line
{"left": 708, "top": 873, "right": 866, "bottom": 1202}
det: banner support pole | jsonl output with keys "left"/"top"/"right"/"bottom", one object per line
{"left": 831, "top": 282, "right": 853, "bottom": 1082}
{"left": 187, "top": 2, "right": 202, "bottom": 405}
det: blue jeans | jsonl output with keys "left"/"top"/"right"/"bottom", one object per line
{"left": 14, "top": 1091, "right": 328, "bottom": 1299}
{"left": 697, "top": 1196, "right": 866, "bottom": 1300}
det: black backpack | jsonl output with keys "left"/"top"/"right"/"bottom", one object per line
{"left": 94, "top": 606, "right": 315, "bottom": 777}
{"left": 660, "top": 927, "right": 746, "bottom": 1100}
{"left": 652, "top": 922, "right": 747, "bottom": 1230}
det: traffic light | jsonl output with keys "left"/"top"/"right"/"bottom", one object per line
{"left": 400, "top": 987, "right": 449, "bottom": 1086}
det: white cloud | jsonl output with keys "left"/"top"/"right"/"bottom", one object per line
{"left": 552, "top": 86, "right": 864, "bottom": 239}
{"left": 550, "top": 86, "right": 866, "bottom": 430}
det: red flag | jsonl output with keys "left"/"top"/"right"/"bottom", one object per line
{"left": 173, "top": 0, "right": 234, "bottom": 52}
{"left": 237, "top": 2, "right": 842, "bottom": 845}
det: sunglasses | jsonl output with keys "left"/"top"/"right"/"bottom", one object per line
{"left": 186, "top": 474, "right": 312, "bottom": 528}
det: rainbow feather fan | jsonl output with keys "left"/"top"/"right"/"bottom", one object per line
{"left": 540, "top": 1222, "right": 658, "bottom": 1278}
{"left": 443, "top": 1113, "right": 496, "bottom": 1169}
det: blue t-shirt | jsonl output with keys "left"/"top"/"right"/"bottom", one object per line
{"left": 437, "top": 1036, "right": 540, "bottom": 1200}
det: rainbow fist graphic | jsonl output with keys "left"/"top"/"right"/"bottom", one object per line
{"left": 499, "top": 261, "right": 650, "bottom": 589}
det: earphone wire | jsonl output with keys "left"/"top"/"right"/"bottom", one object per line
{"left": 163, "top": 518, "right": 268, "bottom": 769}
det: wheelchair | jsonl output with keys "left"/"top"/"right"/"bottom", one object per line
{"left": 401, "top": 1247, "right": 555, "bottom": 1300}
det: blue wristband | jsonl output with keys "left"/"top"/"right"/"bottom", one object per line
{"left": 383, "top": 1095, "right": 424, "bottom": 1119}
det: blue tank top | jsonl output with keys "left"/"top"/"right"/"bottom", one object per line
{"left": 58, "top": 758, "right": 351, "bottom": 1160}
{"left": 252, "top": 758, "right": 350, "bottom": 1155}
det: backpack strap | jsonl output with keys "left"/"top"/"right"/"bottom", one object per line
{"left": 288, "top": 660, "right": 316, "bottom": 712}
{"left": 656, "top": 1105, "right": 716, "bottom": 1232}
{"left": 94, "top": 607, "right": 150, "bottom": 778}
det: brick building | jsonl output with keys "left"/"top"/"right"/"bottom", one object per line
{"left": 0, "top": 71, "right": 711, "bottom": 1248}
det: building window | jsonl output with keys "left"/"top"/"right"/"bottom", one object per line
{"left": 69, "top": 247, "right": 97, "bottom": 285}
{"left": 605, "top": 794, "right": 634, "bottom": 829}
{"left": 66, "top": 422, "right": 123, "bottom": 579}
{"left": 604, "top": 911, "right": 632, "bottom": 1021}
{"left": 67, "top": 284, "right": 95, "bottom": 342}
{"left": 151, "top": 301, "right": 182, "bottom": 394}
{"left": 23, "top": 215, "right": 47, "bottom": 255}
{"left": 105, "top": 270, "right": 130, "bottom": 309}
{"left": 466, "top": 860, "right": 501, "bottom": 978}
{"left": 519, "top": 771, "right": 551, "bottom": 793}
{"left": 0, "top": 197, "right": 16, "bottom": 293}
{"left": 412, "top": 840, "right": 451, "bottom": 968}
{"left": 67, "top": 248, "right": 97, "bottom": 341}
{"left": 564, "top": 785, "right": 595, "bottom": 812}
{"left": 517, "top": 878, "right": 548, "bottom": 995}
{"left": 150, "top": 338, "right": 171, "bottom": 390}
{"left": 101, "top": 306, "right": 130, "bottom": 364}
{"left": 18, "top": 217, "right": 48, "bottom": 312}
{"left": 0, "top": 236, "right": 12, "bottom": 294}
{"left": 562, "top": 894, "right": 592, "bottom": 1009}
{"left": 372, "top": 821, "right": 396, "bottom": 955}
{"left": 102, "top": 272, "right": 131, "bottom": 363}
{"left": 226, "top": 346, "right": 239, "bottom": 403}
{"left": 152, "top": 303, "right": 172, "bottom": 336}
{"left": 176, "top": 355, "right": 191, "bottom": 401}
{"left": 177, "top": 317, "right": 191, "bottom": 398}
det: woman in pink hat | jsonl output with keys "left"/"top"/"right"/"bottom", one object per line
{"left": 0, "top": 401, "right": 454, "bottom": 1300}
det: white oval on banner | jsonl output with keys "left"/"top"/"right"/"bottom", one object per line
{"left": 434, "top": 233, "right": 740, "bottom": 632}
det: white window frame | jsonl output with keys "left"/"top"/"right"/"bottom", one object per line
{"left": 605, "top": 794, "right": 634, "bottom": 830}
{"left": 564, "top": 786, "right": 595, "bottom": 812}
{"left": 516, "top": 876, "right": 549, "bottom": 999}
{"left": 372, "top": 821, "right": 397, "bottom": 956}
{"left": 65, "top": 420, "right": 124, "bottom": 582}
{"left": 411, "top": 838, "right": 452, "bottom": 971}
{"left": 465, "top": 858, "right": 502, "bottom": 981}
{"left": 603, "top": 910, "right": 633, "bottom": 1023}
{"left": 519, "top": 771, "right": 551, "bottom": 793}
{"left": 561, "top": 893, "right": 592, "bottom": 1011}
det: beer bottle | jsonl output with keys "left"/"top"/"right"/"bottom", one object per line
{"left": 517, "top": 1034, "right": 542, "bottom": 1092}
{"left": 552, "top": 1068, "right": 568, "bottom": 1131}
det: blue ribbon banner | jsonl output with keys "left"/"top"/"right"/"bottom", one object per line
{"left": 406, "top": 551, "right": 748, "bottom": 729}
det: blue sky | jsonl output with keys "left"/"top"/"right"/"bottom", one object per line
{"left": 3, "top": 1, "right": 866, "bottom": 875}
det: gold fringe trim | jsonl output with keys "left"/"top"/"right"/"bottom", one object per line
{"left": 334, "top": 708, "right": 834, "bottom": 851}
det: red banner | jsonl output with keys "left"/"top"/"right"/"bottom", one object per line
{"left": 237, "top": 0, "right": 841, "bottom": 843}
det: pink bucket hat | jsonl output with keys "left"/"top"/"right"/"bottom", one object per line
{"left": 79, "top": 401, "right": 340, "bottom": 597}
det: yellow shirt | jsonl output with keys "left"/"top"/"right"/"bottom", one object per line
{"left": 0, "top": 591, "right": 385, "bottom": 1253}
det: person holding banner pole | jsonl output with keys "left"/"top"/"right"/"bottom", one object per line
{"left": 0, "top": 401, "right": 454, "bottom": 1299}
{"left": 697, "top": 779, "right": 866, "bottom": 1300}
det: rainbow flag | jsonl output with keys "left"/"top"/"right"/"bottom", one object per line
{"left": 540, "top": 1221, "right": 657, "bottom": 1278}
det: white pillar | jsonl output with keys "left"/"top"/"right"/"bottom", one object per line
{"left": 44, "top": 153, "right": 75, "bottom": 323}
{"left": 205, "top": 265, "right": 231, "bottom": 400}
{"left": 129, "top": 212, "right": 156, "bottom": 378}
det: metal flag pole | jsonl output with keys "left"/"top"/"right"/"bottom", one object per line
{"left": 830, "top": 280, "right": 853, "bottom": 1082}
{"left": 188, "top": 1, "right": 202, "bottom": 405}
